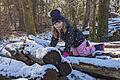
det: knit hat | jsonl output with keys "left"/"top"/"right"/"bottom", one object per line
{"left": 49, "top": 8, "right": 65, "bottom": 24}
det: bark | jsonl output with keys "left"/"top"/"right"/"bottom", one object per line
{"left": 31, "top": 0, "right": 37, "bottom": 29}
{"left": 4, "top": 44, "right": 72, "bottom": 76}
{"left": 43, "top": 50, "right": 62, "bottom": 65}
{"left": 89, "top": 0, "right": 97, "bottom": 41}
{"left": 98, "top": 0, "right": 110, "bottom": 42}
{"left": 82, "top": 0, "right": 90, "bottom": 31}
{"left": 14, "top": 0, "right": 25, "bottom": 31}
{"left": 0, "top": 69, "right": 58, "bottom": 80}
{"left": 0, "top": 56, "right": 59, "bottom": 80}
{"left": 72, "top": 63, "right": 120, "bottom": 79}
{"left": 56, "top": 61, "right": 72, "bottom": 77}
{"left": 69, "top": 57, "right": 120, "bottom": 79}
{"left": 5, "top": 47, "right": 35, "bottom": 65}
{"left": 22, "top": 0, "right": 36, "bottom": 35}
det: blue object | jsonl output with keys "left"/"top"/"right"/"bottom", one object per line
{"left": 94, "top": 44, "right": 104, "bottom": 51}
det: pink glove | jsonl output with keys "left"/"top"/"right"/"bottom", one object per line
{"left": 63, "top": 52, "right": 69, "bottom": 57}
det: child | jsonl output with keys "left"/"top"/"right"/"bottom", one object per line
{"left": 49, "top": 8, "right": 104, "bottom": 57}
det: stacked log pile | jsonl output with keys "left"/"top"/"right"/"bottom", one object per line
{"left": 1, "top": 39, "right": 120, "bottom": 80}
{"left": 0, "top": 56, "right": 59, "bottom": 80}
{"left": 0, "top": 42, "right": 72, "bottom": 80}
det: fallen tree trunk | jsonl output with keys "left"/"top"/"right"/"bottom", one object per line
{"left": 104, "top": 43, "right": 120, "bottom": 48}
{"left": 0, "top": 69, "right": 59, "bottom": 80}
{"left": 5, "top": 46, "right": 62, "bottom": 66}
{"left": 67, "top": 57, "right": 120, "bottom": 79}
{"left": 0, "top": 56, "right": 59, "bottom": 80}
{"left": 5, "top": 47, "right": 35, "bottom": 65}
{"left": 72, "top": 63, "right": 120, "bottom": 80}
{"left": 4, "top": 41, "right": 63, "bottom": 65}
{"left": 4, "top": 43, "right": 72, "bottom": 77}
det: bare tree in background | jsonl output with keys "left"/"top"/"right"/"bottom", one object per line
{"left": 82, "top": 0, "right": 90, "bottom": 31}
{"left": 21, "top": 0, "right": 36, "bottom": 35}
{"left": 14, "top": 0, "right": 25, "bottom": 31}
{"left": 98, "top": 0, "right": 110, "bottom": 42}
{"left": 0, "top": 0, "right": 12, "bottom": 39}
{"left": 89, "top": 0, "right": 97, "bottom": 41}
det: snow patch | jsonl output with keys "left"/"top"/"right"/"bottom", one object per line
{"left": 67, "top": 57, "right": 120, "bottom": 69}
{"left": 68, "top": 70, "right": 95, "bottom": 80}
{"left": 0, "top": 56, "right": 58, "bottom": 79}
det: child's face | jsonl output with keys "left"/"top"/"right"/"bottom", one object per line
{"left": 53, "top": 21, "right": 64, "bottom": 31}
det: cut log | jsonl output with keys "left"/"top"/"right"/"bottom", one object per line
{"left": 4, "top": 43, "right": 63, "bottom": 66}
{"left": 5, "top": 47, "right": 62, "bottom": 66}
{"left": 67, "top": 57, "right": 120, "bottom": 79}
{"left": 42, "top": 50, "right": 72, "bottom": 77}
{"left": 105, "top": 44, "right": 120, "bottom": 48}
{"left": 56, "top": 61, "right": 72, "bottom": 77}
{"left": 0, "top": 69, "right": 59, "bottom": 80}
{"left": 0, "top": 56, "right": 59, "bottom": 80}
{"left": 72, "top": 63, "right": 120, "bottom": 80}
{"left": 5, "top": 47, "right": 34, "bottom": 65}
{"left": 41, "top": 69, "right": 59, "bottom": 80}
{"left": 43, "top": 50, "right": 62, "bottom": 65}
{"left": 4, "top": 43, "right": 72, "bottom": 77}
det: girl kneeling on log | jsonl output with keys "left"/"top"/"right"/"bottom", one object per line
{"left": 49, "top": 8, "right": 104, "bottom": 57}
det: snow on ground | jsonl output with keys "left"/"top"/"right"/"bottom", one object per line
{"left": 28, "top": 35, "right": 50, "bottom": 47}
{"left": 0, "top": 35, "right": 96, "bottom": 80}
{"left": 4, "top": 38, "right": 62, "bottom": 61}
{"left": 13, "top": 78, "right": 28, "bottom": 80}
{"left": 67, "top": 56, "right": 120, "bottom": 69}
{"left": 68, "top": 70, "right": 95, "bottom": 80}
{"left": 0, "top": 31, "right": 120, "bottom": 79}
{"left": 0, "top": 56, "right": 95, "bottom": 80}
{"left": 83, "top": 16, "right": 120, "bottom": 36}
{"left": 0, "top": 56, "right": 58, "bottom": 79}
{"left": 105, "top": 48, "right": 120, "bottom": 54}
{"left": 37, "top": 31, "right": 52, "bottom": 40}
{"left": 0, "top": 48, "right": 11, "bottom": 57}
{"left": 104, "top": 41, "right": 120, "bottom": 46}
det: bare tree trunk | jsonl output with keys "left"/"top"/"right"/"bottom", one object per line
{"left": 82, "top": 0, "right": 90, "bottom": 31}
{"left": 14, "top": 0, "right": 25, "bottom": 31}
{"left": 22, "top": 0, "right": 36, "bottom": 35}
{"left": 36, "top": 0, "right": 45, "bottom": 33}
{"left": 98, "top": 0, "right": 110, "bottom": 42}
{"left": 89, "top": 0, "right": 97, "bottom": 41}
{"left": 0, "top": 0, "right": 12, "bottom": 39}
{"left": 31, "top": 0, "right": 37, "bottom": 30}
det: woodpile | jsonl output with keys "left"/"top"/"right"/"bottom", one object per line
{"left": 2, "top": 41, "right": 120, "bottom": 79}
{"left": 0, "top": 68, "right": 59, "bottom": 80}
{"left": 3, "top": 43, "right": 72, "bottom": 79}
{"left": 0, "top": 53, "right": 59, "bottom": 79}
